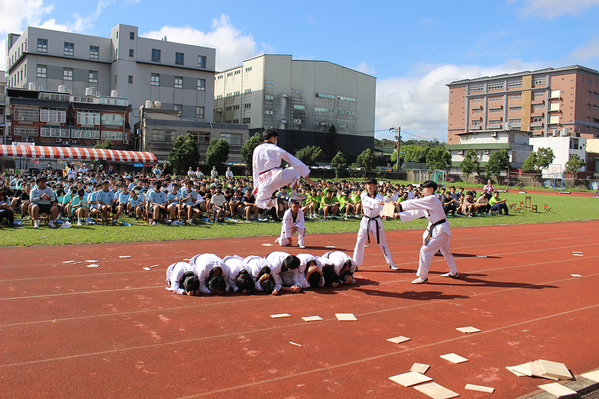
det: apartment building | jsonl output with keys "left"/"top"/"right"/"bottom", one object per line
{"left": 5, "top": 24, "right": 215, "bottom": 122}
{"left": 0, "top": 72, "right": 5, "bottom": 144}
{"left": 446, "top": 65, "right": 599, "bottom": 144}
{"left": 213, "top": 54, "right": 375, "bottom": 155}
{"left": 7, "top": 87, "right": 130, "bottom": 148}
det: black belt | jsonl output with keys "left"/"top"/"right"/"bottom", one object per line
{"left": 424, "top": 218, "right": 447, "bottom": 245}
{"left": 363, "top": 215, "right": 382, "bottom": 244}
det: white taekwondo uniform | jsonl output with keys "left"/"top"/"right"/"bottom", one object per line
{"left": 264, "top": 251, "right": 300, "bottom": 291}
{"left": 352, "top": 191, "right": 394, "bottom": 267}
{"left": 398, "top": 194, "right": 457, "bottom": 279}
{"left": 322, "top": 251, "right": 357, "bottom": 276}
{"left": 223, "top": 255, "right": 251, "bottom": 292}
{"left": 243, "top": 255, "right": 274, "bottom": 292}
{"left": 165, "top": 261, "right": 194, "bottom": 295}
{"left": 252, "top": 142, "right": 310, "bottom": 209}
{"left": 296, "top": 253, "right": 324, "bottom": 288}
{"left": 279, "top": 207, "right": 306, "bottom": 247}
{"left": 190, "top": 253, "right": 230, "bottom": 294}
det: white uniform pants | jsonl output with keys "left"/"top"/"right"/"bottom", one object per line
{"left": 256, "top": 168, "right": 301, "bottom": 209}
{"left": 279, "top": 224, "right": 305, "bottom": 247}
{"left": 353, "top": 217, "right": 394, "bottom": 266}
{"left": 417, "top": 231, "right": 457, "bottom": 279}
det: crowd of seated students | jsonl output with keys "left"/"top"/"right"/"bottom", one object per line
{"left": 0, "top": 163, "right": 511, "bottom": 229}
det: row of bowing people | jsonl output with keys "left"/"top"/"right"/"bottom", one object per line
{"left": 165, "top": 251, "right": 357, "bottom": 296}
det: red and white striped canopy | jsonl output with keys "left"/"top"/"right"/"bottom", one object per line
{"left": 0, "top": 145, "right": 157, "bottom": 163}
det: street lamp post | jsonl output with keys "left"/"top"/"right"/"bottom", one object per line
{"left": 389, "top": 127, "right": 401, "bottom": 171}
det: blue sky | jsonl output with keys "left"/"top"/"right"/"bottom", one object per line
{"left": 2, "top": 0, "right": 598, "bottom": 142}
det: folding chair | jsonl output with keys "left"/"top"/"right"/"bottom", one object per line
{"left": 544, "top": 203, "right": 552, "bottom": 212}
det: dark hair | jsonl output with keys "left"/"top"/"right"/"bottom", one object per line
{"left": 308, "top": 270, "right": 322, "bottom": 287}
{"left": 183, "top": 275, "right": 199, "bottom": 293}
{"left": 260, "top": 277, "right": 275, "bottom": 294}
{"left": 208, "top": 275, "right": 226, "bottom": 293}
{"left": 235, "top": 270, "right": 255, "bottom": 294}
{"left": 340, "top": 269, "right": 353, "bottom": 281}
{"left": 262, "top": 128, "right": 278, "bottom": 141}
{"left": 283, "top": 255, "right": 300, "bottom": 270}
{"left": 421, "top": 180, "right": 438, "bottom": 191}
{"left": 322, "top": 265, "right": 340, "bottom": 286}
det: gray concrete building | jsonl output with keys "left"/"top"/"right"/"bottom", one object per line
{"left": 0, "top": 71, "right": 5, "bottom": 144}
{"left": 5, "top": 24, "right": 215, "bottom": 123}
{"left": 213, "top": 54, "right": 376, "bottom": 156}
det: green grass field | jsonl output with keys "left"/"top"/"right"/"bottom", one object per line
{"left": 2, "top": 191, "right": 598, "bottom": 247}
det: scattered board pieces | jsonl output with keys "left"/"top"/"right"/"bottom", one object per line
{"left": 302, "top": 316, "right": 323, "bottom": 322}
{"left": 535, "top": 359, "right": 572, "bottom": 380}
{"left": 413, "top": 382, "right": 459, "bottom": 399}
{"left": 270, "top": 313, "right": 291, "bottom": 318}
{"left": 538, "top": 383, "right": 576, "bottom": 396}
{"left": 85, "top": 260, "right": 99, "bottom": 263}
{"left": 289, "top": 341, "right": 302, "bottom": 347}
{"left": 465, "top": 384, "right": 494, "bottom": 393}
{"left": 572, "top": 251, "right": 583, "bottom": 254}
{"left": 143, "top": 264, "right": 160, "bottom": 271}
{"left": 440, "top": 353, "right": 468, "bottom": 364}
{"left": 325, "top": 245, "right": 336, "bottom": 249}
{"left": 571, "top": 274, "right": 582, "bottom": 278}
{"left": 573, "top": 254, "right": 584, "bottom": 257}
{"left": 410, "top": 363, "right": 430, "bottom": 374}
{"left": 261, "top": 243, "right": 274, "bottom": 247}
{"left": 86, "top": 264, "right": 100, "bottom": 268}
{"left": 506, "top": 366, "right": 528, "bottom": 377}
{"left": 62, "top": 260, "right": 75, "bottom": 264}
{"left": 476, "top": 255, "right": 488, "bottom": 258}
{"left": 142, "top": 267, "right": 152, "bottom": 271}
{"left": 581, "top": 370, "right": 599, "bottom": 382}
{"left": 335, "top": 313, "right": 357, "bottom": 321}
{"left": 388, "top": 371, "right": 432, "bottom": 387}
{"left": 456, "top": 326, "right": 481, "bottom": 333}
{"left": 183, "top": 258, "right": 191, "bottom": 261}
{"left": 387, "top": 336, "right": 411, "bottom": 344}
{"left": 119, "top": 255, "right": 131, "bottom": 259}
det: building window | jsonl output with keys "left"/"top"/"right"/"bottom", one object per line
{"left": 265, "top": 95, "right": 274, "bottom": 100}
{"left": 234, "top": 70, "right": 240, "bottom": 75}
{"left": 488, "top": 83, "right": 504, "bottom": 91}
{"left": 196, "top": 106, "right": 205, "bottom": 119}
{"left": 293, "top": 105, "right": 305, "bottom": 110}
{"left": 264, "top": 110, "right": 273, "bottom": 115}
{"left": 36, "top": 65, "right": 47, "bottom": 78}
{"left": 472, "top": 98, "right": 482, "bottom": 103}
{"left": 338, "top": 96, "right": 356, "bottom": 101}
{"left": 64, "top": 42, "right": 74, "bottom": 56}
{"left": 509, "top": 106, "right": 522, "bottom": 112}
{"left": 532, "top": 116, "right": 544, "bottom": 123}
{"left": 532, "top": 103, "right": 544, "bottom": 111}
{"left": 490, "top": 108, "right": 502, "bottom": 113}
{"left": 315, "top": 93, "right": 334, "bottom": 99}
{"left": 245, "top": 67, "right": 252, "bottom": 72}
{"left": 244, "top": 89, "right": 251, "bottom": 94}
{"left": 129, "top": 49, "right": 134, "bottom": 57}
{"left": 151, "top": 49, "right": 161, "bottom": 62}
{"left": 293, "top": 119, "right": 301, "bottom": 124}
{"left": 533, "top": 77, "right": 547, "bottom": 85}
{"left": 175, "top": 52, "right": 184, "bottom": 65}
{"left": 315, "top": 107, "right": 335, "bottom": 113}
{"left": 77, "top": 111, "right": 101, "bottom": 125}
{"left": 130, "top": 32, "right": 135, "bottom": 40}
{"left": 151, "top": 73, "right": 160, "bottom": 86}
{"left": 244, "top": 103, "right": 251, "bottom": 108}
{"left": 174, "top": 76, "right": 183, "bottom": 88}
{"left": 197, "top": 78, "right": 205, "bottom": 91}
{"left": 508, "top": 80, "right": 522, "bottom": 88}
{"left": 89, "top": 45, "right": 99, "bottom": 59}
{"left": 242, "top": 117, "right": 250, "bottom": 124}
{"left": 88, "top": 71, "right": 98, "bottom": 83}
{"left": 489, "top": 96, "right": 502, "bottom": 101}
{"left": 510, "top": 94, "right": 522, "bottom": 99}
{"left": 63, "top": 68, "right": 73, "bottom": 81}
{"left": 265, "top": 80, "right": 274, "bottom": 85}
{"left": 40, "top": 108, "right": 67, "bottom": 123}
{"left": 198, "top": 55, "right": 206, "bottom": 68}
{"left": 128, "top": 75, "right": 133, "bottom": 84}
{"left": 221, "top": 133, "right": 243, "bottom": 145}
{"left": 173, "top": 104, "right": 182, "bottom": 111}
{"left": 101, "top": 113, "right": 124, "bottom": 126}
{"left": 469, "top": 84, "right": 484, "bottom": 93}
{"left": 37, "top": 38, "right": 48, "bottom": 53}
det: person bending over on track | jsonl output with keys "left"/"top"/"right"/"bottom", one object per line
{"left": 296, "top": 253, "right": 325, "bottom": 289}
{"left": 393, "top": 180, "right": 458, "bottom": 284}
{"left": 322, "top": 251, "right": 357, "bottom": 285}
{"left": 352, "top": 177, "right": 397, "bottom": 271}
{"left": 190, "top": 253, "right": 229, "bottom": 295}
{"left": 165, "top": 261, "right": 199, "bottom": 295}
{"left": 244, "top": 255, "right": 276, "bottom": 294}
{"left": 223, "top": 255, "right": 256, "bottom": 294}
{"left": 264, "top": 251, "right": 302, "bottom": 295}
{"left": 275, "top": 200, "right": 306, "bottom": 248}
{"left": 252, "top": 128, "right": 317, "bottom": 211}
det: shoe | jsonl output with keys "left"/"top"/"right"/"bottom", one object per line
{"left": 299, "top": 245, "right": 305, "bottom": 249}
{"left": 77, "top": 221, "right": 82, "bottom": 226}
{"left": 34, "top": 220, "right": 40, "bottom": 228}
{"left": 173, "top": 220, "right": 184, "bottom": 226}
{"left": 388, "top": 264, "right": 399, "bottom": 270}
{"left": 274, "top": 237, "right": 281, "bottom": 244}
{"left": 244, "top": 219, "right": 251, "bottom": 223}
{"left": 166, "top": 219, "right": 172, "bottom": 224}
{"left": 440, "top": 272, "right": 459, "bottom": 278}
{"left": 60, "top": 221, "right": 72, "bottom": 229}
{"left": 48, "top": 220, "right": 56, "bottom": 228}
{"left": 343, "top": 215, "right": 348, "bottom": 220}
{"left": 411, "top": 277, "right": 428, "bottom": 284}
{"left": 150, "top": 221, "right": 157, "bottom": 226}
{"left": 112, "top": 220, "right": 120, "bottom": 226}
{"left": 187, "top": 220, "right": 195, "bottom": 225}
{"left": 290, "top": 190, "right": 307, "bottom": 201}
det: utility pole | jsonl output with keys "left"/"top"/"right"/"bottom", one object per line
{"left": 389, "top": 127, "right": 401, "bottom": 171}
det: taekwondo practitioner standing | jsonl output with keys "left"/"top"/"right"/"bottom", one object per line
{"left": 393, "top": 180, "right": 458, "bottom": 284}
{"left": 252, "top": 128, "right": 317, "bottom": 210}
{"left": 275, "top": 200, "right": 306, "bottom": 248}
{"left": 352, "top": 177, "right": 397, "bottom": 270}
{"left": 190, "top": 253, "right": 229, "bottom": 294}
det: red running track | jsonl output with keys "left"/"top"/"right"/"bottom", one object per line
{"left": 1, "top": 221, "right": 598, "bottom": 398}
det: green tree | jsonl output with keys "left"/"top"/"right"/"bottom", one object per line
{"left": 325, "top": 125, "right": 340, "bottom": 161}
{"left": 94, "top": 139, "right": 113, "bottom": 149}
{"left": 522, "top": 151, "right": 538, "bottom": 173}
{"left": 168, "top": 133, "right": 200, "bottom": 175}
{"left": 205, "top": 138, "right": 229, "bottom": 170}
{"left": 486, "top": 149, "right": 511, "bottom": 180}
{"left": 403, "top": 145, "right": 431, "bottom": 163}
{"left": 330, "top": 151, "right": 348, "bottom": 178}
{"left": 460, "top": 150, "right": 480, "bottom": 182}
{"left": 356, "top": 148, "right": 376, "bottom": 171}
{"left": 426, "top": 146, "right": 452, "bottom": 171}
{"left": 564, "top": 154, "right": 585, "bottom": 177}
{"left": 536, "top": 147, "right": 555, "bottom": 170}
{"left": 295, "top": 145, "right": 322, "bottom": 166}
{"left": 240, "top": 132, "right": 262, "bottom": 172}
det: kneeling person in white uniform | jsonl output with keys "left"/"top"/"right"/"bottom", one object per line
{"left": 276, "top": 200, "right": 306, "bottom": 248}
{"left": 393, "top": 180, "right": 458, "bottom": 284}
{"left": 165, "top": 261, "right": 199, "bottom": 295}
{"left": 223, "top": 255, "right": 256, "bottom": 294}
{"left": 190, "top": 253, "right": 229, "bottom": 294}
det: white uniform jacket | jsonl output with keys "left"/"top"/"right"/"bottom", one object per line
{"left": 264, "top": 251, "right": 300, "bottom": 292}
{"left": 252, "top": 143, "right": 310, "bottom": 189}
{"left": 190, "top": 253, "right": 230, "bottom": 294}
{"left": 243, "top": 255, "right": 274, "bottom": 292}
{"left": 165, "top": 262, "right": 193, "bottom": 295}
{"left": 322, "top": 251, "right": 357, "bottom": 275}
{"left": 296, "top": 253, "right": 324, "bottom": 288}
{"left": 398, "top": 194, "right": 451, "bottom": 242}
{"left": 223, "top": 255, "right": 250, "bottom": 292}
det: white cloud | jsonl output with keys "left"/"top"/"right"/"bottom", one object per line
{"left": 142, "top": 15, "right": 262, "bottom": 71}
{"left": 375, "top": 60, "right": 546, "bottom": 141}
{"left": 510, "top": 0, "right": 599, "bottom": 18}
{"left": 354, "top": 61, "right": 376, "bottom": 76}
{"left": 570, "top": 38, "right": 599, "bottom": 61}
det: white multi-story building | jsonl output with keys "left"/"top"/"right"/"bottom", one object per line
{"left": 213, "top": 54, "right": 376, "bottom": 155}
{"left": 0, "top": 71, "right": 5, "bottom": 144}
{"left": 5, "top": 24, "right": 215, "bottom": 122}
{"left": 530, "top": 134, "right": 587, "bottom": 177}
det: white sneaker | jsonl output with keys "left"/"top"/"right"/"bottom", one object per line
{"left": 60, "top": 222, "right": 72, "bottom": 229}
{"left": 299, "top": 245, "right": 305, "bottom": 249}
{"left": 48, "top": 220, "right": 56, "bottom": 228}
{"left": 187, "top": 220, "right": 194, "bottom": 225}
{"left": 411, "top": 277, "right": 428, "bottom": 284}
{"left": 166, "top": 219, "right": 172, "bottom": 224}
{"left": 150, "top": 221, "right": 157, "bottom": 226}
{"left": 77, "top": 221, "right": 83, "bottom": 226}
{"left": 274, "top": 237, "right": 281, "bottom": 244}
{"left": 290, "top": 190, "right": 307, "bottom": 201}
{"left": 34, "top": 220, "right": 40, "bottom": 228}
